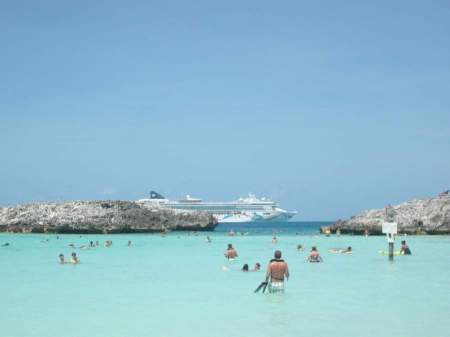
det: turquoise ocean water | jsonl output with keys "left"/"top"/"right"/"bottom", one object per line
{"left": 1, "top": 221, "right": 449, "bottom": 337}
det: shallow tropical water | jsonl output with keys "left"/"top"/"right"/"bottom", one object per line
{"left": 1, "top": 222, "right": 449, "bottom": 337}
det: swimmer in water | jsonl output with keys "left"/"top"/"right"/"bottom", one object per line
{"left": 272, "top": 236, "right": 278, "bottom": 244}
{"left": 58, "top": 254, "right": 66, "bottom": 264}
{"left": 206, "top": 236, "right": 212, "bottom": 243}
{"left": 400, "top": 240, "right": 411, "bottom": 255}
{"left": 329, "top": 246, "right": 352, "bottom": 254}
{"left": 70, "top": 252, "right": 79, "bottom": 264}
{"left": 297, "top": 244, "right": 304, "bottom": 251}
{"left": 242, "top": 264, "right": 249, "bottom": 272}
{"left": 307, "top": 246, "right": 323, "bottom": 262}
{"left": 228, "top": 230, "right": 236, "bottom": 237}
{"left": 128, "top": 240, "right": 132, "bottom": 247}
{"left": 1, "top": 242, "right": 10, "bottom": 247}
{"left": 224, "top": 243, "right": 238, "bottom": 260}
{"left": 252, "top": 263, "right": 261, "bottom": 271}
{"left": 69, "top": 243, "right": 75, "bottom": 248}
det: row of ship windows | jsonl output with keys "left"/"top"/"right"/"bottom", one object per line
{"left": 171, "top": 206, "right": 272, "bottom": 211}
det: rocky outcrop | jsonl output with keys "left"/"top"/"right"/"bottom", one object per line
{"left": 324, "top": 196, "right": 450, "bottom": 235}
{"left": 0, "top": 200, "right": 217, "bottom": 234}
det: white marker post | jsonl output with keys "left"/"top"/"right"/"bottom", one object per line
{"left": 382, "top": 222, "right": 397, "bottom": 261}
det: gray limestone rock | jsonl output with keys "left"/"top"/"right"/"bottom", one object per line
{"left": 0, "top": 200, "right": 217, "bottom": 234}
{"left": 324, "top": 196, "right": 450, "bottom": 235}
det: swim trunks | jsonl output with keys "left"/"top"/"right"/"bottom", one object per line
{"left": 269, "top": 281, "right": 285, "bottom": 293}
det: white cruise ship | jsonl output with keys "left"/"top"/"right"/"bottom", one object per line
{"left": 138, "top": 191, "right": 297, "bottom": 223}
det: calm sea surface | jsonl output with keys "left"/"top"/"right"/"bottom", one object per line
{"left": 1, "top": 221, "right": 449, "bottom": 337}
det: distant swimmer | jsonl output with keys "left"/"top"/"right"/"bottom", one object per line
{"left": 95, "top": 240, "right": 99, "bottom": 247}
{"left": 128, "top": 240, "right": 132, "bottom": 247}
{"left": 224, "top": 243, "right": 238, "bottom": 260}
{"left": 58, "top": 254, "right": 66, "bottom": 264}
{"left": 265, "top": 250, "right": 289, "bottom": 293}
{"left": 242, "top": 264, "right": 249, "bottom": 272}
{"left": 1, "top": 243, "right": 10, "bottom": 247}
{"left": 69, "top": 243, "right": 76, "bottom": 248}
{"left": 272, "top": 236, "right": 278, "bottom": 244}
{"left": 252, "top": 263, "right": 261, "bottom": 271}
{"left": 400, "top": 240, "right": 412, "bottom": 255}
{"left": 104, "top": 240, "right": 112, "bottom": 247}
{"left": 228, "top": 230, "right": 236, "bottom": 237}
{"left": 297, "top": 244, "right": 304, "bottom": 251}
{"left": 329, "top": 246, "right": 352, "bottom": 254}
{"left": 206, "top": 236, "right": 212, "bottom": 243}
{"left": 307, "top": 246, "right": 323, "bottom": 262}
{"left": 90, "top": 241, "right": 94, "bottom": 247}
{"left": 70, "top": 252, "right": 79, "bottom": 264}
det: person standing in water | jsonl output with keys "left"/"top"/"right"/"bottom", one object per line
{"left": 271, "top": 235, "right": 278, "bottom": 244}
{"left": 127, "top": 240, "right": 132, "bottom": 247}
{"left": 265, "top": 250, "right": 289, "bottom": 293}
{"left": 71, "top": 252, "right": 79, "bottom": 264}
{"left": 400, "top": 240, "right": 412, "bottom": 255}
{"left": 307, "top": 246, "right": 323, "bottom": 262}
{"left": 224, "top": 244, "right": 238, "bottom": 259}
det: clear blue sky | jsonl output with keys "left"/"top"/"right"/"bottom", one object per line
{"left": 1, "top": 0, "right": 449, "bottom": 220}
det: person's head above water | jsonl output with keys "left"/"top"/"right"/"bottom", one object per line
{"left": 347, "top": 246, "right": 352, "bottom": 251}
{"left": 242, "top": 264, "right": 249, "bottom": 271}
{"left": 228, "top": 243, "right": 233, "bottom": 249}
{"left": 401, "top": 240, "right": 406, "bottom": 245}
{"left": 311, "top": 246, "right": 317, "bottom": 251}
{"left": 274, "top": 250, "right": 282, "bottom": 259}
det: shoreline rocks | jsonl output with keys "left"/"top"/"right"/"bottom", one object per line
{"left": 0, "top": 200, "right": 218, "bottom": 234}
{"left": 322, "top": 196, "right": 450, "bottom": 235}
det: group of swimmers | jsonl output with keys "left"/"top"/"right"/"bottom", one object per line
{"left": 58, "top": 239, "right": 134, "bottom": 265}
{"left": 58, "top": 252, "right": 79, "bottom": 264}
{"left": 225, "top": 238, "right": 412, "bottom": 294}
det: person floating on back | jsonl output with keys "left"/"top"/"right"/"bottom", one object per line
{"left": 224, "top": 244, "right": 238, "bottom": 260}
{"left": 265, "top": 250, "right": 289, "bottom": 293}
{"left": 329, "top": 246, "right": 352, "bottom": 254}
{"left": 307, "top": 246, "right": 323, "bottom": 262}
{"left": 400, "top": 240, "right": 411, "bottom": 255}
